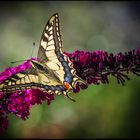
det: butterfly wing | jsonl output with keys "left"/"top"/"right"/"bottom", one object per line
{"left": 37, "top": 13, "right": 84, "bottom": 89}
{"left": 38, "top": 13, "right": 63, "bottom": 62}
{"left": 37, "top": 13, "right": 65, "bottom": 83}
{"left": 0, "top": 67, "right": 65, "bottom": 95}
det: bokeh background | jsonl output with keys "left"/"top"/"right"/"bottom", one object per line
{"left": 0, "top": 1, "right": 140, "bottom": 138}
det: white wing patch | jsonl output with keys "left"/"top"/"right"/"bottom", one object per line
{"left": 48, "top": 40, "right": 55, "bottom": 46}
{"left": 46, "top": 51, "right": 57, "bottom": 58}
{"left": 41, "top": 40, "right": 47, "bottom": 49}
{"left": 46, "top": 45, "right": 55, "bottom": 51}
{"left": 46, "top": 62, "right": 60, "bottom": 71}
{"left": 44, "top": 33, "right": 49, "bottom": 38}
{"left": 49, "top": 35, "right": 53, "bottom": 41}
{"left": 48, "top": 26, "right": 53, "bottom": 31}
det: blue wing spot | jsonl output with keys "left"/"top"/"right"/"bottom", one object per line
{"left": 44, "top": 85, "right": 49, "bottom": 90}
{"left": 65, "top": 67, "right": 70, "bottom": 72}
{"left": 50, "top": 86, "right": 55, "bottom": 90}
{"left": 62, "top": 61, "right": 68, "bottom": 67}
{"left": 66, "top": 73, "right": 73, "bottom": 78}
{"left": 59, "top": 56, "right": 64, "bottom": 62}
{"left": 56, "top": 86, "right": 66, "bottom": 91}
{"left": 55, "top": 86, "right": 62, "bottom": 91}
{"left": 65, "top": 76, "right": 72, "bottom": 83}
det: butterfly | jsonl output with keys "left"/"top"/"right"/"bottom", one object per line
{"left": 0, "top": 13, "right": 86, "bottom": 101}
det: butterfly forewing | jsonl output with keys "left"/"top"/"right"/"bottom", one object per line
{"left": 38, "top": 13, "right": 66, "bottom": 83}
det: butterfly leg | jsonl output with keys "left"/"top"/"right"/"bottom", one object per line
{"left": 63, "top": 91, "right": 76, "bottom": 102}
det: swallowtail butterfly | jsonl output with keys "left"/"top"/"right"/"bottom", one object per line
{"left": 0, "top": 13, "right": 86, "bottom": 101}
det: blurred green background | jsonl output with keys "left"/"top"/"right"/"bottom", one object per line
{"left": 0, "top": 1, "right": 140, "bottom": 138}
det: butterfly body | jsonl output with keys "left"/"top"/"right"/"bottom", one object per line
{"left": 0, "top": 13, "right": 86, "bottom": 101}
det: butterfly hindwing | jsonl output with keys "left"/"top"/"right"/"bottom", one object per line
{"left": 0, "top": 67, "right": 63, "bottom": 95}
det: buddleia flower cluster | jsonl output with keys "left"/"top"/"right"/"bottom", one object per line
{"left": 0, "top": 48, "right": 140, "bottom": 133}
{"left": 65, "top": 48, "right": 140, "bottom": 92}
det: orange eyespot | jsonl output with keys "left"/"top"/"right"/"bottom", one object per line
{"left": 64, "top": 82, "right": 72, "bottom": 90}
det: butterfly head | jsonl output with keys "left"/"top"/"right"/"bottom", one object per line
{"left": 63, "top": 81, "right": 72, "bottom": 91}
{"left": 63, "top": 81, "right": 76, "bottom": 102}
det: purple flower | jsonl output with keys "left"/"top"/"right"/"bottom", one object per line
{"left": 7, "top": 89, "right": 54, "bottom": 119}
{"left": 0, "top": 89, "right": 54, "bottom": 133}
{"left": 0, "top": 48, "right": 140, "bottom": 133}
{"left": 0, "top": 58, "right": 37, "bottom": 84}
{"left": 64, "top": 48, "right": 140, "bottom": 91}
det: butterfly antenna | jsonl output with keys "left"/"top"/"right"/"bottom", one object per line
{"left": 11, "top": 60, "right": 28, "bottom": 64}
{"left": 31, "top": 42, "right": 36, "bottom": 58}
{"left": 10, "top": 42, "right": 36, "bottom": 65}
{"left": 67, "top": 94, "right": 76, "bottom": 102}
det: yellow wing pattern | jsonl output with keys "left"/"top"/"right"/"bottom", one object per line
{"left": 0, "top": 13, "right": 86, "bottom": 100}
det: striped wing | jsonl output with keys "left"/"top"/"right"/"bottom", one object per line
{"left": 37, "top": 13, "right": 65, "bottom": 84}
{"left": 37, "top": 13, "right": 80, "bottom": 87}
{"left": 38, "top": 13, "right": 63, "bottom": 62}
{"left": 0, "top": 67, "right": 65, "bottom": 95}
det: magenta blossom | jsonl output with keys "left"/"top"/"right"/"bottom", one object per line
{"left": 0, "top": 48, "right": 140, "bottom": 133}
{"left": 0, "top": 58, "right": 38, "bottom": 84}
{"left": 0, "top": 89, "right": 54, "bottom": 133}
{"left": 64, "top": 48, "right": 140, "bottom": 92}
